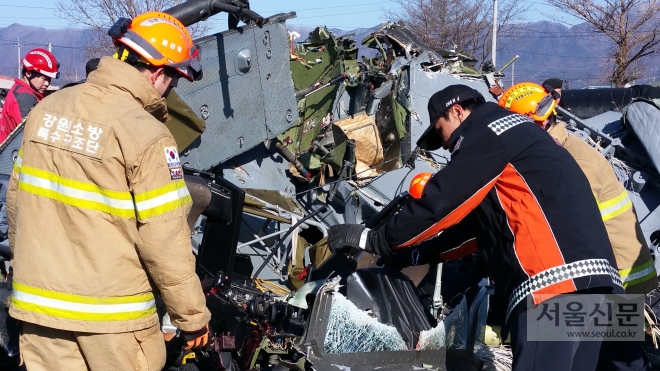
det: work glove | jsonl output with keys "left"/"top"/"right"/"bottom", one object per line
{"left": 182, "top": 324, "right": 213, "bottom": 350}
{"left": 328, "top": 224, "right": 366, "bottom": 256}
{"left": 328, "top": 224, "right": 393, "bottom": 260}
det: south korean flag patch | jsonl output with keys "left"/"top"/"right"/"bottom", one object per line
{"left": 164, "top": 147, "right": 181, "bottom": 167}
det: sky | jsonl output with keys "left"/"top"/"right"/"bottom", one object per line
{"left": 0, "top": 0, "right": 575, "bottom": 32}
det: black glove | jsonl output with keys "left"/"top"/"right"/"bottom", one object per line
{"left": 328, "top": 224, "right": 366, "bottom": 256}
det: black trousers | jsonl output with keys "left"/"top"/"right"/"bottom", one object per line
{"left": 596, "top": 339, "right": 651, "bottom": 371}
{"left": 510, "top": 306, "right": 603, "bottom": 371}
{"left": 510, "top": 307, "right": 651, "bottom": 371}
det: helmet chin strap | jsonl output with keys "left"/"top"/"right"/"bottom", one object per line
{"left": 25, "top": 71, "right": 41, "bottom": 93}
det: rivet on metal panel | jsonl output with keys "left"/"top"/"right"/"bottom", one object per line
{"left": 11, "top": 150, "right": 18, "bottom": 163}
{"left": 200, "top": 105, "right": 210, "bottom": 120}
{"left": 286, "top": 109, "right": 293, "bottom": 123}
{"left": 263, "top": 31, "right": 270, "bottom": 45}
{"left": 237, "top": 137, "right": 244, "bottom": 148}
{"left": 266, "top": 74, "right": 271, "bottom": 80}
{"left": 266, "top": 49, "right": 272, "bottom": 59}
{"left": 237, "top": 177, "right": 245, "bottom": 184}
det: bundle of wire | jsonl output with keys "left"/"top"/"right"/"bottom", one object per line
{"left": 253, "top": 278, "right": 290, "bottom": 297}
{"left": 324, "top": 292, "right": 407, "bottom": 353}
{"left": 476, "top": 344, "right": 513, "bottom": 371}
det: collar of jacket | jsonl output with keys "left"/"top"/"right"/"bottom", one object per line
{"left": 547, "top": 122, "right": 569, "bottom": 146}
{"left": 86, "top": 56, "right": 168, "bottom": 123}
{"left": 446, "top": 102, "right": 505, "bottom": 152}
{"left": 13, "top": 78, "right": 43, "bottom": 101}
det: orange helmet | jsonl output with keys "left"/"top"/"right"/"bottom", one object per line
{"left": 409, "top": 172, "right": 433, "bottom": 199}
{"left": 498, "top": 82, "right": 559, "bottom": 123}
{"left": 109, "top": 11, "right": 202, "bottom": 81}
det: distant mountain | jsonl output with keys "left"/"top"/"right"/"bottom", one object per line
{"left": 0, "top": 24, "right": 92, "bottom": 84}
{"left": 1, "top": 20, "right": 654, "bottom": 88}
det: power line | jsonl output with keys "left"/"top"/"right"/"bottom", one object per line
{"left": 259, "top": 1, "right": 394, "bottom": 13}
{"left": 0, "top": 4, "right": 56, "bottom": 9}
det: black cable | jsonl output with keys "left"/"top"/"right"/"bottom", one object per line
{"left": 251, "top": 206, "right": 328, "bottom": 281}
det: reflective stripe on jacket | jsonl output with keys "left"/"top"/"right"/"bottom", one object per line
{"left": 549, "top": 123, "right": 658, "bottom": 294}
{"left": 6, "top": 56, "right": 210, "bottom": 333}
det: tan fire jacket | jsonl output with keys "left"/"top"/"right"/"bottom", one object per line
{"left": 6, "top": 56, "right": 210, "bottom": 333}
{"left": 549, "top": 123, "right": 658, "bottom": 294}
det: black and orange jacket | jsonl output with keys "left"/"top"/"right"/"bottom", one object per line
{"left": 381, "top": 102, "right": 623, "bottom": 322}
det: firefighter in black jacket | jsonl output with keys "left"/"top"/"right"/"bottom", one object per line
{"left": 328, "top": 85, "right": 627, "bottom": 371}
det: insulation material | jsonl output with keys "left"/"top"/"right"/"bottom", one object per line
{"left": 335, "top": 113, "right": 384, "bottom": 177}
{"left": 416, "top": 321, "right": 446, "bottom": 350}
{"left": 324, "top": 292, "right": 407, "bottom": 353}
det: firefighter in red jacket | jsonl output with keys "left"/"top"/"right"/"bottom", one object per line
{"left": 0, "top": 48, "right": 59, "bottom": 143}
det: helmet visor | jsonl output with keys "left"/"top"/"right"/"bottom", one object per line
{"left": 535, "top": 94, "right": 556, "bottom": 119}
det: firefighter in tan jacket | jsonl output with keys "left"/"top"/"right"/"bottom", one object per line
{"left": 6, "top": 12, "right": 210, "bottom": 370}
{"left": 499, "top": 83, "right": 658, "bottom": 296}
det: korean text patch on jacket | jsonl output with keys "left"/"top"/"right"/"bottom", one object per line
{"left": 6, "top": 56, "right": 210, "bottom": 334}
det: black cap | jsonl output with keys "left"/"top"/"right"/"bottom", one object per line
{"left": 418, "top": 85, "right": 484, "bottom": 151}
{"left": 85, "top": 58, "right": 100, "bottom": 76}
{"left": 542, "top": 78, "right": 565, "bottom": 90}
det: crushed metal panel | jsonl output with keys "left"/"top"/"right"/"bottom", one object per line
{"left": 177, "top": 14, "right": 298, "bottom": 170}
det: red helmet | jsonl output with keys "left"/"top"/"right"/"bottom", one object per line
{"left": 22, "top": 48, "right": 60, "bottom": 79}
{"left": 409, "top": 172, "right": 433, "bottom": 199}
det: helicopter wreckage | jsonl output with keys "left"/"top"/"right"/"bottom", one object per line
{"left": 1, "top": 1, "right": 660, "bottom": 370}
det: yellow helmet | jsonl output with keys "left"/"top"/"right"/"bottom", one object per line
{"left": 498, "top": 82, "right": 559, "bottom": 123}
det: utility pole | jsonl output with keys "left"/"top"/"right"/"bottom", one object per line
{"left": 512, "top": 61, "right": 514, "bottom": 86}
{"left": 16, "top": 36, "right": 20, "bottom": 78}
{"left": 492, "top": 0, "right": 498, "bottom": 68}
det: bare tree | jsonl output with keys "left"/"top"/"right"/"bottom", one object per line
{"left": 546, "top": 0, "right": 660, "bottom": 87}
{"left": 56, "top": 0, "right": 210, "bottom": 58}
{"left": 387, "top": 0, "right": 529, "bottom": 68}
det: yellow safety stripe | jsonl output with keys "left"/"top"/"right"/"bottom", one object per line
{"left": 619, "top": 259, "right": 657, "bottom": 288}
{"left": 134, "top": 179, "right": 192, "bottom": 220}
{"left": 13, "top": 282, "right": 154, "bottom": 304}
{"left": 599, "top": 190, "right": 632, "bottom": 221}
{"left": 11, "top": 282, "right": 156, "bottom": 322}
{"left": 17, "top": 165, "right": 136, "bottom": 219}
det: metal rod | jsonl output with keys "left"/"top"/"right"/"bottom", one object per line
{"left": 16, "top": 36, "right": 20, "bottom": 79}
{"left": 497, "top": 54, "right": 519, "bottom": 74}
{"left": 238, "top": 228, "right": 287, "bottom": 249}
{"left": 492, "top": 0, "right": 497, "bottom": 68}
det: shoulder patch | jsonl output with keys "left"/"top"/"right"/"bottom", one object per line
{"left": 164, "top": 147, "right": 180, "bottom": 167}
{"left": 29, "top": 109, "right": 111, "bottom": 161}
{"left": 487, "top": 114, "right": 532, "bottom": 135}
